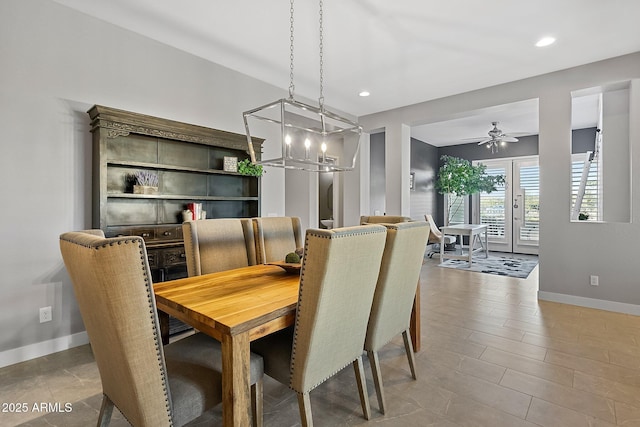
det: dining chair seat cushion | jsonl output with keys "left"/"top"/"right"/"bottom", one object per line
{"left": 165, "top": 332, "right": 265, "bottom": 425}
{"left": 250, "top": 327, "right": 294, "bottom": 386}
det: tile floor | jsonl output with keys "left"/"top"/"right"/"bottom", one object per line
{"left": 2, "top": 254, "right": 640, "bottom": 426}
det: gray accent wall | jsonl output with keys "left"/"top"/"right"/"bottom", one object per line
{"left": 369, "top": 132, "right": 386, "bottom": 215}
{"left": 410, "top": 137, "right": 439, "bottom": 221}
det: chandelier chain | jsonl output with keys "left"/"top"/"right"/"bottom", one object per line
{"left": 288, "top": 0, "right": 295, "bottom": 99}
{"left": 318, "top": 0, "right": 324, "bottom": 109}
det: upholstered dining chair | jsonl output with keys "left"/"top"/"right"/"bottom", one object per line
{"left": 251, "top": 225, "right": 388, "bottom": 426}
{"left": 182, "top": 218, "right": 257, "bottom": 276}
{"left": 360, "top": 215, "right": 410, "bottom": 224}
{"left": 252, "top": 216, "right": 303, "bottom": 264}
{"left": 364, "top": 221, "right": 430, "bottom": 414}
{"left": 59, "top": 230, "right": 264, "bottom": 427}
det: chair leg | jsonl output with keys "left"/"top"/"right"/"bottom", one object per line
{"left": 97, "top": 394, "right": 114, "bottom": 427}
{"left": 402, "top": 329, "right": 417, "bottom": 380}
{"left": 353, "top": 356, "right": 372, "bottom": 420}
{"left": 251, "top": 379, "right": 263, "bottom": 427}
{"left": 367, "top": 350, "right": 386, "bottom": 414}
{"left": 297, "top": 392, "right": 313, "bottom": 427}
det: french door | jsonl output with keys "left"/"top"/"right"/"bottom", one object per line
{"left": 473, "top": 157, "right": 539, "bottom": 255}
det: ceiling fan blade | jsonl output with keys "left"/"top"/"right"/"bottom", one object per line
{"left": 501, "top": 136, "right": 519, "bottom": 142}
{"left": 477, "top": 138, "right": 492, "bottom": 145}
{"left": 461, "top": 136, "right": 487, "bottom": 142}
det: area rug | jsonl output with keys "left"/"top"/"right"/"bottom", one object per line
{"left": 438, "top": 255, "right": 538, "bottom": 279}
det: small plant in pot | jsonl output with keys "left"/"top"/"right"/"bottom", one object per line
{"left": 131, "top": 170, "right": 159, "bottom": 194}
{"left": 237, "top": 159, "right": 264, "bottom": 177}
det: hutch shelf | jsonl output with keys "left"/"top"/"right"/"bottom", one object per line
{"left": 88, "top": 104, "right": 263, "bottom": 288}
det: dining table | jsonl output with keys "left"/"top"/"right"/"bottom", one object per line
{"left": 154, "top": 263, "right": 421, "bottom": 427}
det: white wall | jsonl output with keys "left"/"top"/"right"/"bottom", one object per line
{"left": 360, "top": 52, "right": 640, "bottom": 314}
{"left": 0, "top": 0, "right": 297, "bottom": 366}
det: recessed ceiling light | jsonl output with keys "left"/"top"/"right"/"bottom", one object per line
{"left": 359, "top": 91, "right": 370, "bottom": 97}
{"left": 535, "top": 36, "right": 556, "bottom": 47}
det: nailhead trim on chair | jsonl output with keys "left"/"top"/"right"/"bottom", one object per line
{"left": 290, "top": 225, "right": 386, "bottom": 392}
{"left": 62, "top": 234, "right": 174, "bottom": 424}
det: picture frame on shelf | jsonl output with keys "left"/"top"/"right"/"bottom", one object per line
{"left": 223, "top": 156, "right": 238, "bottom": 172}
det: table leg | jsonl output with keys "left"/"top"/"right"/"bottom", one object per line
{"left": 158, "top": 310, "right": 169, "bottom": 345}
{"left": 484, "top": 228, "right": 489, "bottom": 258}
{"left": 439, "top": 235, "right": 444, "bottom": 263}
{"left": 222, "top": 332, "right": 251, "bottom": 427}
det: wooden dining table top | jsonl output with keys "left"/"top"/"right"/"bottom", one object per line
{"left": 154, "top": 264, "right": 301, "bottom": 340}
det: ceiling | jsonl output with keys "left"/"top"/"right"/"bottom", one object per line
{"left": 52, "top": 0, "right": 640, "bottom": 146}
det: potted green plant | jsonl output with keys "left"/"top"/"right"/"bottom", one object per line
{"left": 237, "top": 158, "right": 264, "bottom": 177}
{"left": 436, "top": 155, "right": 504, "bottom": 224}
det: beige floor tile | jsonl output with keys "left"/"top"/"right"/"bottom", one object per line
{"left": 523, "top": 331, "right": 610, "bottom": 363}
{"left": 480, "top": 347, "right": 574, "bottom": 387}
{"left": 545, "top": 349, "right": 640, "bottom": 387}
{"left": 526, "top": 397, "right": 616, "bottom": 427}
{"left": 468, "top": 331, "right": 547, "bottom": 361}
{"left": 417, "top": 358, "right": 531, "bottom": 418}
{"left": 610, "top": 350, "right": 640, "bottom": 371}
{"left": 615, "top": 401, "right": 640, "bottom": 427}
{"left": 500, "top": 369, "right": 616, "bottom": 423}
{"left": 573, "top": 371, "right": 640, "bottom": 408}
{"left": 443, "top": 394, "right": 538, "bottom": 427}
{"left": 421, "top": 347, "right": 506, "bottom": 384}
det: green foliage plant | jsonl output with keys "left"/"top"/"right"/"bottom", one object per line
{"left": 237, "top": 158, "right": 264, "bottom": 177}
{"left": 436, "top": 155, "right": 505, "bottom": 223}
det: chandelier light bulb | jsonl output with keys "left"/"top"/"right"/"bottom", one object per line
{"left": 285, "top": 135, "right": 292, "bottom": 158}
{"left": 321, "top": 142, "right": 327, "bottom": 162}
{"left": 304, "top": 138, "right": 311, "bottom": 159}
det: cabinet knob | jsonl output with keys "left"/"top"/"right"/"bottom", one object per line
{"left": 163, "top": 231, "right": 172, "bottom": 236}
{"left": 141, "top": 233, "right": 150, "bottom": 238}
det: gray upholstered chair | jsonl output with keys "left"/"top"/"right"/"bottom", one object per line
{"left": 59, "top": 230, "right": 264, "bottom": 427}
{"left": 182, "top": 218, "right": 257, "bottom": 276}
{"left": 251, "top": 225, "right": 388, "bottom": 426}
{"left": 252, "top": 216, "right": 303, "bottom": 264}
{"left": 365, "top": 221, "right": 430, "bottom": 414}
{"left": 360, "top": 215, "right": 410, "bottom": 224}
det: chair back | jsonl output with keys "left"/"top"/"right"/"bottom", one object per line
{"left": 182, "top": 218, "right": 256, "bottom": 276}
{"left": 425, "top": 214, "right": 444, "bottom": 244}
{"left": 252, "top": 217, "right": 302, "bottom": 264}
{"left": 59, "top": 231, "right": 173, "bottom": 426}
{"left": 360, "top": 215, "right": 410, "bottom": 224}
{"left": 290, "top": 225, "right": 387, "bottom": 393}
{"left": 365, "top": 222, "right": 430, "bottom": 351}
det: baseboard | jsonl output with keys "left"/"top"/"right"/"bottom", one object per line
{"left": 0, "top": 331, "right": 89, "bottom": 369}
{"left": 538, "top": 291, "right": 640, "bottom": 316}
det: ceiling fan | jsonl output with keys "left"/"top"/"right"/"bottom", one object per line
{"left": 475, "top": 121, "right": 519, "bottom": 153}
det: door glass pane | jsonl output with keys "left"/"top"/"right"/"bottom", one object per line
{"left": 519, "top": 164, "right": 540, "bottom": 241}
{"left": 479, "top": 167, "right": 506, "bottom": 239}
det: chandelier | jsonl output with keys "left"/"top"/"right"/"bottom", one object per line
{"left": 243, "top": 0, "right": 362, "bottom": 172}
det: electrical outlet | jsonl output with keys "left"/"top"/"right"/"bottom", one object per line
{"left": 39, "top": 306, "right": 52, "bottom": 323}
{"left": 590, "top": 275, "right": 599, "bottom": 286}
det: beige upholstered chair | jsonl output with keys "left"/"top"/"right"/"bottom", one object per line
{"left": 182, "top": 218, "right": 257, "bottom": 276}
{"left": 59, "top": 230, "right": 264, "bottom": 427}
{"left": 424, "top": 214, "right": 456, "bottom": 257}
{"left": 252, "top": 216, "right": 303, "bottom": 264}
{"left": 252, "top": 225, "right": 388, "bottom": 426}
{"left": 365, "top": 221, "right": 430, "bottom": 414}
{"left": 360, "top": 215, "right": 410, "bottom": 224}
